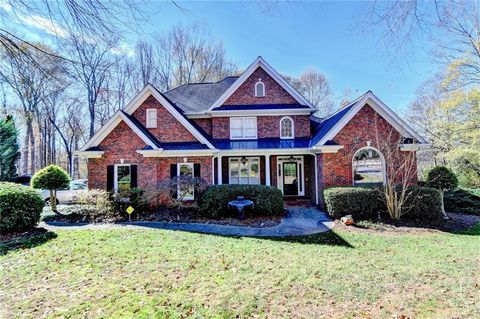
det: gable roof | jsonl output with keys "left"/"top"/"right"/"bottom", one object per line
{"left": 163, "top": 76, "right": 238, "bottom": 113}
{"left": 311, "top": 91, "right": 428, "bottom": 147}
{"left": 79, "top": 84, "right": 216, "bottom": 151}
{"left": 208, "top": 56, "right": 315, "bottom": 110}
{"left": 78, "top": 111, "right": 161, "bottom": 152}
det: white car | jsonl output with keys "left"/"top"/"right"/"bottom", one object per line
{"left": 42, "top": 180, "right": 88, "bottom": 206}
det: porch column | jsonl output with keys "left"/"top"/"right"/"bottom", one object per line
{"left": 217, "top": 155, "right": 223, "bottom": 185}
{"left": 265, "top": 155, "right": 271, "bottom": 186}
{"left": 314, "top": 154, "right": 319, "bottom": 205}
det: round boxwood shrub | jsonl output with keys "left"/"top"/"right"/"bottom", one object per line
{"left": 426, "top": 166, "right": 458, "bottom": 191}
{"left": 199, "top": 185, "right": 284, "bottom": 218}
{"left": 31, "top": 164, "right": 70, "bottom": 212}
{"left": 0, "top": 182, "right": 44, "bottom": 233}
{"left": 324, "top": 187, "right": 384, "bottom": 220}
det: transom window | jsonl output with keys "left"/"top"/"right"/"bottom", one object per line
{"left": 255, "top": 79, "right": 265, "bottom": 97}
{"left": 229, "top": 157, "right": 260, "bottom": 185}
{"left": 177, "top": 163, "right": 194, "bottom": 200}
{"left": 352, "top": 147, "right": 385, "bottom": 186}
{"left": 280, "top": 116, "right": 294, "bottom": 139}
{"left": 230, "top": 117, "right": 257, "bottom": 139}
{"left": 146, "top": 108, "right": 157, "bottom": 128}
{"left": 114, "top": 164, "right": 131, "bottom": 192}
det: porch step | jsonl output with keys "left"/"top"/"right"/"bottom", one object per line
{"left": 284, "top": 198, "right": 314, "bottom": 208}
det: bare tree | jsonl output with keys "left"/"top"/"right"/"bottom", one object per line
{"left": 0, "top": 43, "right": 59, "bottom": 173}
{"left": 65, "top": 34, "right": 117, "bottom": 137}
{"left": 137, "top": 24, "right": 237, "bottom": 91}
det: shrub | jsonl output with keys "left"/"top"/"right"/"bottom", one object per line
{"left": 158, "top": 177, "right": 208, "bottom": 209}
{"left": 0, "top": 182, "right": 44, "bottom": 232}
{"left": 112, "top": 187, "right": 153, "bottom": 217}
{"left": 198, "top": 185, "right": 284, "bottom": 218}
{"left": 324, "top": 186, "right": 444, "bottom": 221}
{"left": 444, "top": 188, "right": 480, "bottom": 215}
{"left": 77, "top": 189, "right": 117, "bottom": 220}
{"left": 324, "top": 187, "right": 384, "bottom": 220}
{"left": 426, "top": 166, "right": 458, "bottom": 191}
{"left": 400, "top": 186, "right": 443, "bottom": 220}
{"left": 31, "top": 165, "right": 70, "bottom": 212}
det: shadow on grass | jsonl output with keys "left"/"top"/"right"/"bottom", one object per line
{"left": 0, "top": 228, "right": 57, "bottom": 255}
{"left": 259, "top": 231, "right": 354, "bottom": 248}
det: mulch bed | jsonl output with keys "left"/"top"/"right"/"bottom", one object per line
{"left": 0, "top": 227, "right": 51, "bottom": 243}
{"left": 337, "top": 212, "right": 480, "bottom": 234}
{"left": 42, "top": 208, "right": 284, "bottom": 228}
{"left": 137, "top": 208, "right": 283, "bottom": 228}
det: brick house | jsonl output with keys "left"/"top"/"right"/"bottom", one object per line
{"left": 76, "top": 57, "right": 428, "bottom": 207}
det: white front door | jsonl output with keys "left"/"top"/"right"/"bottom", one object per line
{"left": 277, "top": 156, "right": 305, "bottom": 196}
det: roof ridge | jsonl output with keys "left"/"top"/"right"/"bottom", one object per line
{"left": 163, "top": 76, "right": 240, "bottom": 93}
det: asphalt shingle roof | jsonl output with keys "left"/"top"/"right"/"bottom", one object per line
{"left": 163, "top": 76, "right": 239, "bottom": 113}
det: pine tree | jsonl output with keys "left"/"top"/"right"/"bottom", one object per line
{"left": 0, "top": 115, "right": 20, "bottom": 181}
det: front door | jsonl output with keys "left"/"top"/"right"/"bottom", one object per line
{"left": 277, "top": 156, "right": 305, "bottom": 196}
{"left": 282, "top": 162, "right": 298, "bottom": 196}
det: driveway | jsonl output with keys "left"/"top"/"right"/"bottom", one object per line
{"left": 41, "top": 207, "right": 334, "bottom": 237}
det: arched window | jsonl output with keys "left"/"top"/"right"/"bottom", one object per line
{"left": 280, "top": 116, "right": 294, "bottom": 139}
{"left": 255, "top": 80, "right": 265, "bottom": 97}
{"left": 352, "top": 147, "right": 385, "bottom": 186}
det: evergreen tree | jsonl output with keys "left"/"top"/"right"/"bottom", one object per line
{"left": 0, "top": 115, "right": 20, "bottom": 181}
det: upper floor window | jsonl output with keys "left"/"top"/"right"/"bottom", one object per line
{"left": 255, "top": 79, "right": 265, "bottom": 97}
{"left": 230, "top": 117, "right": 257, "bottom": 139}
{"left": 280, "top": 116, "right": 294, "bottom": 139}
{"left": 146, "top": 108, "right": 157, "bottom": 128}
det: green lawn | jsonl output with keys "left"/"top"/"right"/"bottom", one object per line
{"left": 1, "top": 226, "right": 480, "bottom": 319}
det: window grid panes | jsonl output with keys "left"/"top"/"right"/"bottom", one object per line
{"left": 177, "top": 163, "right": 194, "bottom": 200}
{"left": 146, "top": 109, "right": 157, "bottom": 128}
{"left": 280, "top": 117, "right": 293, "bottom": 138}
{"left": 230, "top": 117, "right": 257, "bottom": 139}
{"left": 255, "top": 81, "right": 265, "bottom": 97}
{"left": 116, "top": 165, "right": 131, "bottom": 192}
{"left": 229, "top": 157, "right": 260, "bottom": 185}
{"left": 353, "top": 148, "right": 384, "bottom": 186}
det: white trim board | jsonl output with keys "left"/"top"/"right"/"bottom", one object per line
{"left": 79, "top": 84, "right": 216, "bottom": 152}
{"left": 79, "top": 111, "right": 161, "bottom": 152}
{"left": 208, "top": 56, "right": 315, "bottom": 110}
{"left": 314, "top": 91, "right": 428, "bottom": 147}
{"left": 124, "top": 84, "right": 215, "bottom": 149}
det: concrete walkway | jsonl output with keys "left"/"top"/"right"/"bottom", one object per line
{"left": 41, "top": 207, "right": 334, "bottom": 237}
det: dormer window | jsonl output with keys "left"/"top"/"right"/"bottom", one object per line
{"left": 255, "top": 79, "right": 265, "bottom": 97}
{"left": 280, "top": 116, "right": 294, "bottom": 139}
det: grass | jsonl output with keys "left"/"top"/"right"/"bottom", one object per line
{"left": 1, "top": 226, "right": 480, "bottom": 318}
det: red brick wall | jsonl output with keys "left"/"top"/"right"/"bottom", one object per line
{"left": 258, "top": 115, "right": 310, "bottom": 138}
{"left": 87, "top": 120, "right": 214, "bottom": 206}
{"left": 192, "top": 118, "right": 212, "bottom": 136}
{"left": 318, "top": 104, "right": 417, "bottom": 190}
{"left": 212, "top": 115, "right": 311, "bottom": 139}
{"left": 131, "top": 95, "right": 197, "bottom": 142}
{"left": 224, "top": 67, "right": 298, "bottom": 105}
{"left": 87, "top": 121, "right": 158, "bottom": 191}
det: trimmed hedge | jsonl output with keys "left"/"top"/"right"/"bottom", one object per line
{"left": 199, "top": 185, "right": 284, "bottom": 218}
{"left": 324, "top": 186, "right": 443, "bottom": 221}
{"left": 0, "top": 182, "right": 44, "bottom": 233}
{"left": 444, "top": 188, "right": 480, "bottom": 215}
{"left": 324, "top": 187, "right": 384, "bottom": 220}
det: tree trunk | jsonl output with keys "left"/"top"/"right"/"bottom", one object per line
{"left": 22, "top": 121, "right": 30, "bottom": 174}
{"left": 440, "top": 190, "right": 448, "bottom": 219}
{"left": 50, "top": 189, "right": 59, "bottom": 213}
{"left": 29, "top": 124, "right": 35, "bottom": 174}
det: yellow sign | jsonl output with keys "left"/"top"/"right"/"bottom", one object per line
{"left": 126, "top": 206, "right": 135, "bottom": 215}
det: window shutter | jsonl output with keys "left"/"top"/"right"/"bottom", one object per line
{"left": 130, "top": 165, "right": 137, "bottom": 189}
{"left": 170, "top": 164, "right": 177, "bottom": 198}
{"left": 194, "top": 164, "right": 200, "bottom": 178}
{"left": 170, "top": 164, "right": 177, "bottom": 178}
{"left": 106, "top": 165, "right": 114, "bottom": 192}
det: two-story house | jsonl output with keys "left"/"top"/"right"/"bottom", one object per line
{"left": 76, "top": 57, "right": 428, "bottom": 206}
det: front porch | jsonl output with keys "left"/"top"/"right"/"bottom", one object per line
{"left": 213, "top": 153, "right": 318, "bottom": 205}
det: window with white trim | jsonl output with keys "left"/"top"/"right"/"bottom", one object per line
{"left": 114, "top": 164, "right": 131, "bottom": 192}
{"left": 146, "top": 108, "right": 157, "bottom": 128}
{"left": 177, "top": 163, "right": 194, "bottom": 200}
{"left": 352, "top": 148, "right": 385, "bottom": 186}
{"left": 255, "top": 80, "right": 265, "bottom": 97}
{"left": 230, "top": 117, "right": 257, "bottom": 139}
{"left": 229, "top": 157, "right": 260, "bottom": 185}
{"left": 280, "top": 116, "right": 294, "bottom": 139}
